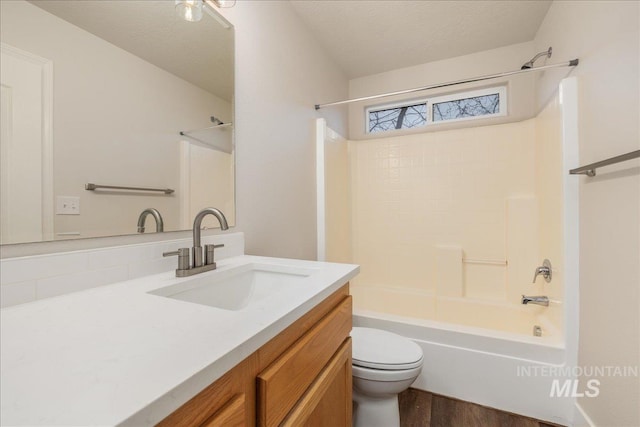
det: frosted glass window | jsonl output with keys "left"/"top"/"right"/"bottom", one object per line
{"left": 368, "top": 102, "right": 427, "bottom": 133}
{"left": 432, "top": 93, "right": 500, "bottom": 122}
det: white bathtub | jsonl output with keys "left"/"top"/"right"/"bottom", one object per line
{"left": 350, "top": 284, "right": 563, "bottom": 338}
{"left": 353, "top": 309, "right": 575, "bottom": 426}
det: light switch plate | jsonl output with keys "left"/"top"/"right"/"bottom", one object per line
{"left": 56, "top": 196, "right": 80, "bottom": 215}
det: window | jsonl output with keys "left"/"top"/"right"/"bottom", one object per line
{"left": 432, "top": 93, "right": 500, "bottom": 122}
{"left": 429, "top": 87, "right": 506, "bottom": 123}
{"left": 368, "top": 101, "right": 427, "bottom": 133}
{"left": 366, "top": 86, "right": 507, "bottom": 134}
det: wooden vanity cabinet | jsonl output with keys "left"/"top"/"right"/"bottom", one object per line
{"left": 158, "top": 284, "right": 352, "bottom": 427}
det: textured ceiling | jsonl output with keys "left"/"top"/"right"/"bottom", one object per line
{"left": 29, "top": 0, "right": 233, "bottom": 101}
{"left": 290, "top": 0, "right": 552, "bottom": 78}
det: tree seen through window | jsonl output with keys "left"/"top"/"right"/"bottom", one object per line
{"left": 432, "top": 93, "right": 499, "bottom": 122}
{"left": 368, "top": 103, "right": 427, "bottom": 133}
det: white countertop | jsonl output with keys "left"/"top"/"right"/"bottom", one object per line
{"left": 0, "top": 255, "right": 359, "bottom": 426}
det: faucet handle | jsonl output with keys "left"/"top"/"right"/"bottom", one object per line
{"left": 532, "top": 259, "right": 552, "bottom": 283}
{"left": 204, "top": 244, "right": 224, "bottom": 266}
{"left": 163, "top": 248, "right": 190, "bottom": 270}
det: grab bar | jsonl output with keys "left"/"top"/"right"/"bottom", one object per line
{"left": 569, "top": 149, "right": 640, "bottom": 177}
{"left": 85, "top": 183, "right": 174, "bottom": 194}
{"left": 462, "top": 258, "right": 508, "bottom": 266}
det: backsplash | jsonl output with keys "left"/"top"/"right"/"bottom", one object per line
{"left": 0, "top": 232, "right": 244, "bottom": 308}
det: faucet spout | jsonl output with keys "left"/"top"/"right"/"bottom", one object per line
{"left": 192, "top": 207, "right": 229, "bottom": 267}
{"left": 137, "top": 208, "right": 164, "bottom": 233}
{"left": 521, "top": 295, "right": 549, "bottom": 307}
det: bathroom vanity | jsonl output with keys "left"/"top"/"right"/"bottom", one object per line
{"left": 0, "top": 246, "right": 359, "bottom": 426}
{"left": 160, "top": 284, "right": 352, "bottom": 427}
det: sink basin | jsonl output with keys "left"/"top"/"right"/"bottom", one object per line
{"left": 149, "top": 263, "right": 316, "bottom": 310}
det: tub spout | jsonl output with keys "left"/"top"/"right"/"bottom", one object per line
{"left": 521, "top": 295, "right": 549, "bottom": 307}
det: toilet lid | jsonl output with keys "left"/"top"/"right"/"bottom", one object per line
{"left": 351, "top": 327, "right": 423, "bottom": 370}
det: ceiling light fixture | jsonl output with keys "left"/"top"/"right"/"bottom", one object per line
{"left": 209, "top": 0, "right": 236, "bottom": 7}
{"left": 175, "top": 0, "right": 203, "bottom": 23}
{"left": 176, "top": 0, "right": 235, "bottom": 28}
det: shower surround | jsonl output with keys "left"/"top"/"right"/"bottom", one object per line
{"left": 346, "top": 95, "right": 565, "bottom": 338}
{"left": 320, "top": 79, "right": 580, "bottom": 424}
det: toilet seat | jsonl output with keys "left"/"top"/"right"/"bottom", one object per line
{"left": 352, "top": 363, "right": 423, "bottom": 382}
{"left": 351, "top": 327, "right": 423, "bottom": 371}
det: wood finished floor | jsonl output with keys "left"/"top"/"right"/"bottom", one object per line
{"left": 399, "top": 388, "right": 565, "bottom": 427}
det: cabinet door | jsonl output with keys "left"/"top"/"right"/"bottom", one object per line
{"left": 281, "top": 338, "right": 352, "bottom": 427}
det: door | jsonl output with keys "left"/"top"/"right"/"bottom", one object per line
{"left": 0, "top": 44, "right": 53, "bottom": 243}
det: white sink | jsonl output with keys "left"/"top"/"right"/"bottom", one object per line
{"left": 149, "top": 263, "right": 316, "bottom": 310}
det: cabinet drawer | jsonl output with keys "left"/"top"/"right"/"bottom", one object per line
{"left": 200, "top": 393, "right": 245, "bottom": 427}
{"left": 282, "top": 338, "right": 352, "bottom": 427}
{"left": 257, "top": 296, "right": 352, "bottom": 427}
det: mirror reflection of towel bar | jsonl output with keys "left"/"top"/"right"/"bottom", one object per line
{"left": 179, "top": 122, "right": 232, "bottom": 137}
{"left": 85, "top": 183, "right": 174, "bottom": 194}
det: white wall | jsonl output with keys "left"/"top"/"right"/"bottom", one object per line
{"left": 534, "top": 2, "right": 640, "bottom": 425}
{"left": 219, "top": 1, "right": 348, "bottom": 260}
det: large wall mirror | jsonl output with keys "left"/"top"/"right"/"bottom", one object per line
{"left": 0, "top": 0, "right": 235, "bottom": 245}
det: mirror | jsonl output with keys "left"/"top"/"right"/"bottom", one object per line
{"left": 0, "top": 0, "right": 235, "bottom": 245}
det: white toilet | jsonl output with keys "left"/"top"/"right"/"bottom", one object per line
{"left": 351, "top": 327, "right": 424, "bottom": 427}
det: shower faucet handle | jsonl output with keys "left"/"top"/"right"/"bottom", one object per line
{"left": 532, "top": 259, "right": 552, "bottom": 283}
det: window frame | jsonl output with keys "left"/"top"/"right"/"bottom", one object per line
{"left": 365, "top": 85, "right": 508, "bottom": 134}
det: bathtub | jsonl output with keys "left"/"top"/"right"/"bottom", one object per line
{"left": 353, "top": 309, "right": 575, "bottom": 426}
{"left": 350, "top": 284, "right": 563, "bottom": 338}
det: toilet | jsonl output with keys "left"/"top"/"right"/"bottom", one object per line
{"left": 351, "top": 327, "right": 424, "bottom": 427}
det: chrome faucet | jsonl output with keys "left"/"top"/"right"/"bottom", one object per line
{"left": 521, "top": 295, "right": 549, "bottom": 306}
{"left": 532, "top": 259, "right": 552, "bottom": 283}
{"left": 137, "top": 208, "right": 164, "bottom": 233}
{"left": 163, "top": 207, "right": 229, "bottom": 277}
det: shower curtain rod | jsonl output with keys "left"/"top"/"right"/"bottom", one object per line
{"left": 314, "top": 59, "right": 579, "bottom": 110}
